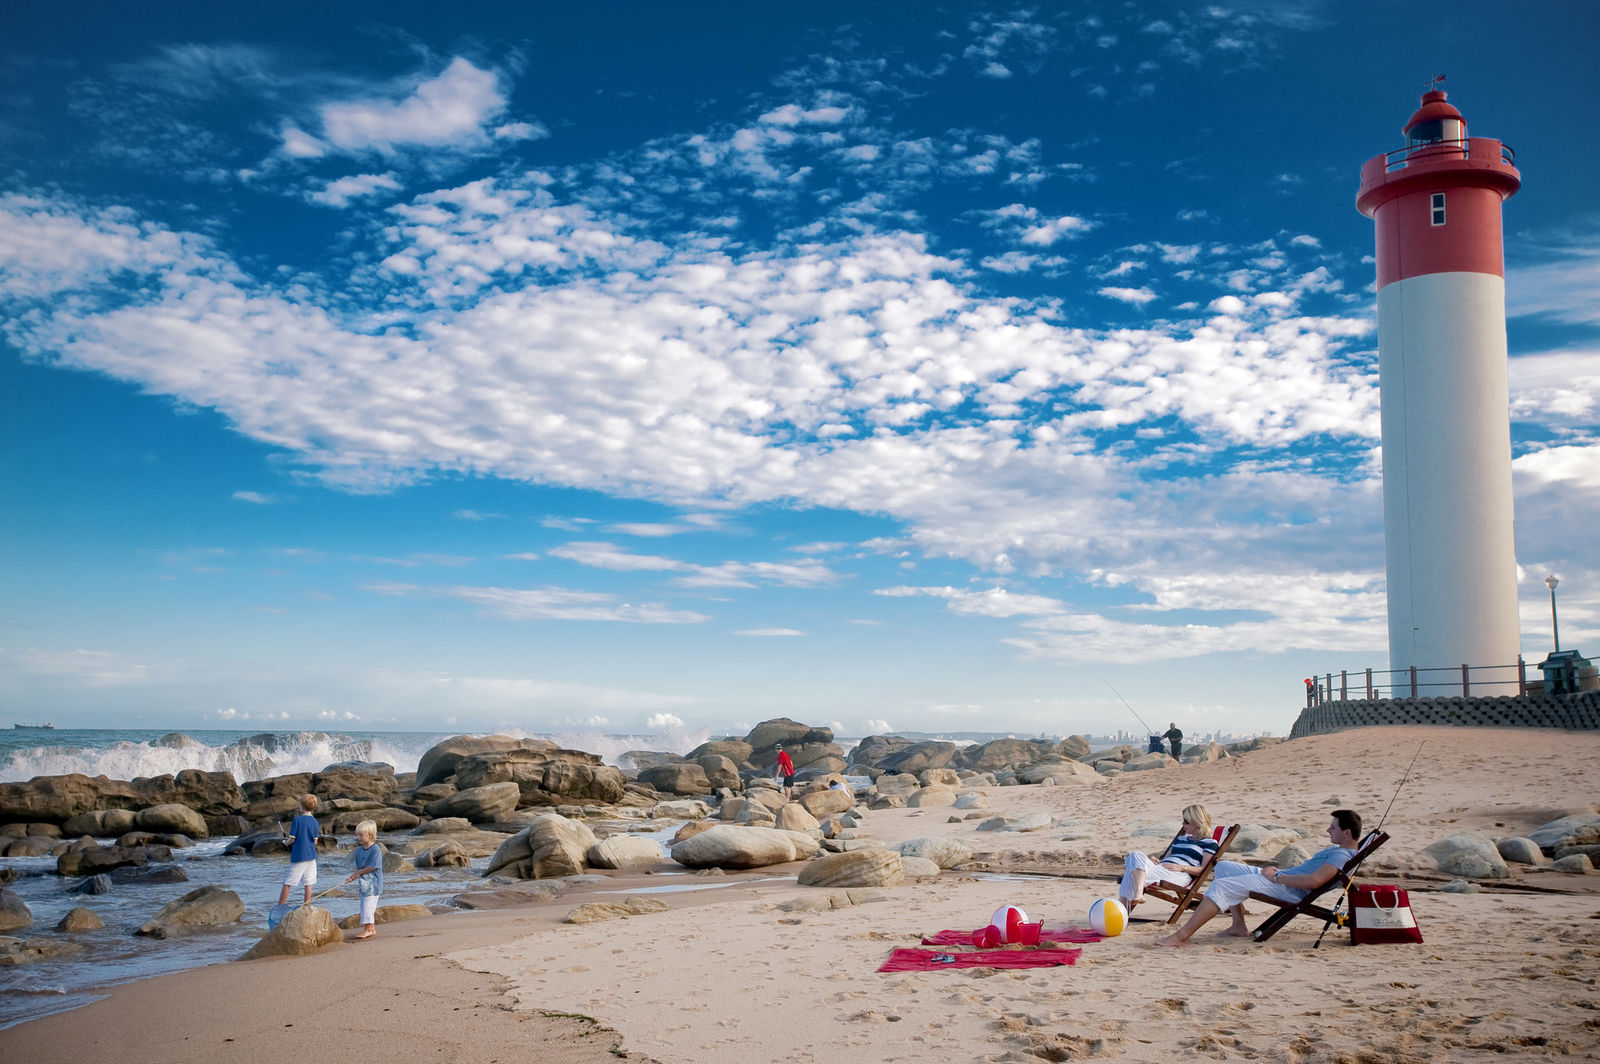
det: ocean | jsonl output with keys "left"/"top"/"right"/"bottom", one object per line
{"left": 0, "top": 725, "right": 722, "bottom": 1031}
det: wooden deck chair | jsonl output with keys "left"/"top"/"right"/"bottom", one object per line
{"left": 1143, "top": 823, "right": 1242, "bottom": 924}
{"left": 1247, "top": 830, "right": 1390, "bottom": 942}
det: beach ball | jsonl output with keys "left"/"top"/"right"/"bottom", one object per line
{"left": 1089, "top": 898, "right": 1127, "bottom": 937}
{"left": 990, "top": 904, "right": 1029, "bottom": 943}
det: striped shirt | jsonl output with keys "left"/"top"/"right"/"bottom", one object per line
{"left": 1161, "top": 834, "right": 1219, "bottom": 869}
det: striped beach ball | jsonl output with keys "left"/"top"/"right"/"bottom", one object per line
{"left": 1089, "top": 897, "right": 1127, "bottom": 936}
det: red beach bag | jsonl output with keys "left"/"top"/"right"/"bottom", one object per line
{"left": 1349, "top": 885, "right": 1422, "bottom": 945}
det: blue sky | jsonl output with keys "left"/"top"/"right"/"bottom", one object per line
{"left": 3, "top": 2, "right": 1597, "bottom": 739}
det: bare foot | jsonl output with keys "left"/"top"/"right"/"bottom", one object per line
{"left": 356, "top": 931, "right": 375, "bottom": 939}
{"left": 1219, "top": 926, "right": 1253, "bottom": 938}
{"left": 1124, "top": 897, "right": 1141, "bottom": 911}
{"left": 1154, "top": 933, "right": 1187, "bottom": 948}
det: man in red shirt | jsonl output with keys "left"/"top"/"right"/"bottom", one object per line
{"left": 774, "top": 744, "right": 796, "bottom": 800}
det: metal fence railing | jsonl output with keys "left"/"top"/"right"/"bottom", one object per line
{"left": 1304, "top": 658, "right": 1531, "bottom": 706}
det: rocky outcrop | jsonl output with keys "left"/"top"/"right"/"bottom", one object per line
{"left": 415, "top": 735, "right": 547, "bottom": 788}
{"left": 0, "top": 888, "right": 31, "bottom": 932}
{"left": 895, "top": 836, "right": 973, "bottom": 869}
{"left": 670, "top": 825, "right": 820, "bottom": 869}
{"left": 312, "top": 763, "right": 397, "bottom": 804}
{"left": 239, "top": 904, "right": 342, "bottom": 959}
{"left": 133, "top": 803, "right": 209, "bottom": 838}
{"left": 797, "top": 848, "right": 904, "bottom": 888}
{"left": 423, "top": 782, "right": 521, "bottom": 823}
{"left": 1424, "top": 832, "right": 1509, "bottom": 878}
{"left": 1015, "top": 759, "right": 1101, "bottom": 785}
{"left": 798, "top": 788, "right": 853, "bottom": 818}
{"left": 484, "top": 813, "right": 598, "bottom": 879}
{"left": 871, "top": 741, "right": 959, "bottom": 776}
{"left": 637, "top": 763, "right": 712, "bottom": 796}
{"left": 137, "top": 885, "right": 244, "bottom": 938}
{"left": 563, "top": 897, "right": 670, "bottom": 924}
{"left": 585, "top": 835, "right": 666, "bottom": 870}
{"left": 453, "top": 748, "right": 626, "bottom": 806}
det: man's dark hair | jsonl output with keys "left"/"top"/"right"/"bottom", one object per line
{"left": 1331, "top": 808, "right": 1363, "bottom": 838}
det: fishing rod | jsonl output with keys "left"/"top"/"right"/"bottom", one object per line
{"left": 1313, "top": 740, "right": 1424, "bottom": 948}
{"left": 1105, "top": 681, "right": 1156, "bottom": 737}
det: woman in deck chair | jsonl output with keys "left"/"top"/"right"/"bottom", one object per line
{"left": 1119, "top": 804, "right": 1218, "bottom": 912}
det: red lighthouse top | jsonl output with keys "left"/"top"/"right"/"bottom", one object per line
{"left": 1357, "top": 89, "right": 1520, "bottom": 219}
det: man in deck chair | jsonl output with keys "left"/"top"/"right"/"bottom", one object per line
{"left": 1155, "top": 809, "right": 1361, "bottom": 947}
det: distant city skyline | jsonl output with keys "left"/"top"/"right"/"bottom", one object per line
{"left": 3, "top": 2, "right": 1596, "bottom": 739}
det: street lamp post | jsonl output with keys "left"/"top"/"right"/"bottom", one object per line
{"left": 1545, "top": 574, "right": 1560, "bottom": 652}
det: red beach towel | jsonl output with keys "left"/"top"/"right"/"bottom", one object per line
{"left": 878, "top": 947, "right": 1082, "bottom": 972}
{"left": 921, "top": 927, "right": 1104, "bottom": 946}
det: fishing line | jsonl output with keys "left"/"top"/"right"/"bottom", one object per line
{"left": 1314, "top": 740, "right": 1424, "bottom": 948}
{"left": 1105, "top": 681, "right": 1155, "bottom": 737}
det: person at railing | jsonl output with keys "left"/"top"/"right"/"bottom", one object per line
{"left": 1118, "top": 804, "right": 1218, "bottom": 913}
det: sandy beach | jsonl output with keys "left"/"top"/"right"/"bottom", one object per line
{"left": 7, "top": 725, "right": 1599, "bottom": 1063}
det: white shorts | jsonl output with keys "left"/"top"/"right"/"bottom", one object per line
{"left": 359, "top": 895, "right": 379, "bottom": 924}
{"left": 283, "top": 860, "right": 318, "bottom": 888}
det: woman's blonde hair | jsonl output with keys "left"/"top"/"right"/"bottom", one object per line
{"left": 355, "top": 819, "right": 378, "bottom": 842}
{"left": 1181, "top": 804, "right": 1213, "bottom": 836}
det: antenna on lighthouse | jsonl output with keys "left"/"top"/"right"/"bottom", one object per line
{"left": 1427, "top": 72, "right": 1447, "bottom": 92}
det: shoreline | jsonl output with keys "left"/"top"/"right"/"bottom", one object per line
{"left": 5, "top": 726, "right": 1599, "bottom": 1062}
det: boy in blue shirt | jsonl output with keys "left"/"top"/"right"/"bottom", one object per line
{"left": 343, "top": 818, "right": 383, "bottom": 939}
{"left": 277, "top": 793, "right": 321, "bottom": 908}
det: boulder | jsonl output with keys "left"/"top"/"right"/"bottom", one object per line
{"left": 917, "top": 768, "right": 962, "bottom": 788}
{"left": 1120, "top": 753, "right": 1177, "bottom": 772}
{"left": 328, "top": 807, "right": 421, "bottom": 834}
{"left": 110, "top": 864, "right": 189, "bottom": 885}
{"left": 415, "top": 735, "right": 544, "bottom": 788}
{"left": 454, "top": 749, "right": 625, "bottom": 807}
{"left": 774, "top": 804, "right": 822, "bottom": 833}
{"left": 743, "top": 719, "right": 832, "bottom": 754}
{"left": 797, "top": 848, "right": 904, "bottom": 888}
{"left": 850, "top": 735, "right": 913, "bottom": 766}
{"left": 652, "top": 799, "right": 712, "bottom": 820}
{"left": 670, "top": 825, "right": 820, "bottom": 869}
{"left": 695, "top": 755, "right": 743, "bottom": 792}
{"left": 872, "top": 773, "right": 921, "bottom": 798}
{"left": 953, "top": 792, "right": 990, "bottom": 810}
{"left": 2, "top": 836, "right": 55, "bottom": 857}
{"left": 130, "top": 770, "right": 245, "bottom": 818}
{"left": 683, "top": 740, "right": 754, "bottom": 766}
{"left": 1496, "top": 837, "right": 1544, "bottom": 865}
{"left": 57, "top": 843, "right": 152, "bottom": 878}
{"left": 901, "top": 856, "right": 942, "bottom": 877}
{"left": 906, "top": 785, "right": 957, "bottom": 808}
{"left": 453, "top": 882, "right": 565, "bottom": 910}
{"left": 798, "top": 789, "right": 853, "bottom": 818}
{"left": 0, "top": 937, "right": 83, "bottom": 966}
{"left": 1552, "top": 854, "right": 1594, "bottom": 874}
{"left": 239, "top": 904, "right": 342, "bottom": 959}
{"left": 336, "top": 903, "right": 433, "bottom": 929}
{"left": 563, "top": 897, "right": 671, "bottom": 924}
{"left": 1424, "top": 832, "right": 1509, "bottom": 879}
{"left": 988, "top": 812, "right": 1053, "bottom": 833}
{"left": 133, "top": 804, "right": 210, "bottom": 839}
{"left": 895, "top": 837, "right": 972, "bottom": 869}
{"left": 137, "top": 885, "right": 245, "bottom": 938}
{"left": 1227, "top": 825, "right": 1305, "bottom": 858}
{"left": 0, "top": 888, "right": 31, "bottom": 932}
{"left": 586, "top": 835, "right": 667, "bottom": 870}
{"left": 956, "top": 738, "right": 1056, "bottom": 774}
{"left": 424, "top": 782, "right": 522, "bottom": 823}
{"left": 1015, "top": 759, "right": 1101, "bottom": 785}
{"left": 484, "top": 813, "right": 597, "bottom": 879}
{"left": 74, "top": 874, "right": 113, "bottom": 895}
{"left": 312, "top": 763, "right": 398, "bottom": 804}
{"left": 411, "top": 839, "right": 471, "bottom": 869}
{"left": 637, "top": 763, "right": 712, "bottom": 797}
{"left": 57, "top": 906, "right": 104, "bottom": 932}
{"left": 873, "top": 741, "right": 960, "bottom": 776}
{"left": 1526, "top": 814, "right": 1600, "bottom": 856}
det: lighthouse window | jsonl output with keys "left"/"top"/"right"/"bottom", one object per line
{"left": 1430, "top": 192, "right": 1446, "bottom": 226}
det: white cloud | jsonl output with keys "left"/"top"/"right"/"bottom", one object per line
{"left": 1099, "top": 286, "right": 1157, "bottom": 305}
{"left": 366, "top": 582, "right": 711, "bottom": 623}
{"left": 233, "top": 490, "right": 274, "bottom": 504}
{"left": 732, "top": 627, "right": 805, "bottom": 636}
{"left": 299, "top": 58, "right": 512, "bottom": 158}
{"left": 307, "top": 173, "right": 401, "bottom": 208}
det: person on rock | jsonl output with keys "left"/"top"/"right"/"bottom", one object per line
{"left": 774, "top": 744, "right": 796, "bottom": 801}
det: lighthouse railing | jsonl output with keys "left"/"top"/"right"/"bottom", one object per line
{"left": 1372, "top": 136, "right": 1516, "bottom": 175}
{"left": 1304, "top": 657, "right": 1530, "bottom": 705}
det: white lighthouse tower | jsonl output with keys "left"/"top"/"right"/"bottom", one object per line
{"left": 1357, "top": 85, "right": 1522, "bottom": 678}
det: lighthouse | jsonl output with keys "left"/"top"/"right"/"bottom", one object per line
{"left": 1357, "top": 86, "right": 1522, "bottom": 678}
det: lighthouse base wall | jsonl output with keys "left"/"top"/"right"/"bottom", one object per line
{"left": 1289, "top": 693, "right": 1600, "bottom": 738}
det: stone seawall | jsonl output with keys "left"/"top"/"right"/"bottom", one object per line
{"left": 1290, "top": 692, "right": 1600, "bottom": 738}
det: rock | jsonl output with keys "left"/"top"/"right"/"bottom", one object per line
{"left": 901, "top": 856, "right": 942, "bottom": 878}
{"left": 452, "top": 882, "right": 565, "bottom": 910}
{"left": 1526, "top": 813, "right": 1600, "bottom": 855}
{"left": 670, "top": 825, "right": 820, "bottom": 870}
{"left": 312, "top": 762, "right": 398, "bottom": 804}
{"left": 2, "top": 836, "right": 55, "bottom": 857}
{"left": 774, "top": 804, "right": 821, "bottom": 833}
{"left": 872, "top": 773, "right": 921, "bottom": 798}
{"left": 133, "top": 804, "right": 210, "bottom": 839}
{"left": 773, "top": 887, "right": 893, "bottom": 912}
{"left": 797, "top": 848, "right": 904, "bottom": 888}
{"left": 1228, "top": 825, "right": 1305, "bottom": 857}
{"left": 415, "top": 735, "right": 545, "bottom": 788}
{"left": 454, "top": 749, "right": 626, "bottom": 807}
{"left": 1122, "top": 753, "right": 1178, "bottom": 772}
{"left": 423, "top": 782, "right": 522, "bottom": 823}
{"left": 1496, "top": 837, "right": 1544, "bottom": 865}
{"left": 683, "top": 740, "right": 754, "bottom": 766}
{"left": 238, "top": 904, "right": 342, "bottom": 959}
{"left": 57, "top": 906, "right": 104, "bottom": 932}
{"left": 743, "top": 719, "right": 833, "bottom": 755}
{"left": 982, "top": 812, "right": 1053, "bottom": 833}
{"left": 1553, "top": 853, "right": 1594, "bottom": 874}
{"left": 328, "top": 807, "right": 421, "bottom": 835}
{"left": 1424, "top": 832, "right": 1510, "bottom": 879}
{"left": 411, "top": 839, "right": 470, "bottom": 869}
{"left": 798, "top": 788, "right": 852, "bottom": 818}
{"left": 652, "top": 799, "right": 711, "bottom": 820}
{"left": 637, "top": 763, "right": 712, "bottom": 797}
{"left": 895, "top": 837, "right": 973, "bottom": 869}
{"left": 74, "top": 874, "right": 113, "bottom": 895}
{"left": 873, "top": 741, "right": 960, "bottom": 776}
{"left": 110, "top": 864, "right": 189, "bottom": 885}
{"left": 0, "top": 888, "right": 31, "bottom": 932}
{"left": 1015, "top": 759, "right": 1101, "bottom": 785}
{"left": 693, "top": 755, "right": 742, "bottom": 792}
{"left": 137, "top": 885, "right": 245, "bottom": 937}
{"left": 1271, "top": 843, "right": 1315, "bottom": 868}
{"left": 952, "top": 792, "right": 990, "bottom": 810}
{"left": 335, "top": 903, "right": 432, "bottom": 929}
{"left": 906, "top": 784, "right": 957, "bottom": 808}
{"left": 484, "top": 813, "right": 598, "bottom": 879}
{"left": 0, "top": 936, "right": 83, "bottom": 966}
{"left": 586, "top": 835, "right": 666, "bottom": 870}
{"left": 563, "top": 897, "right": 671, "bottom": 923}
